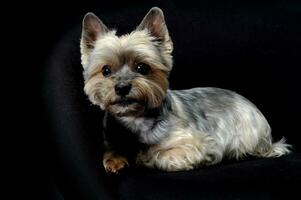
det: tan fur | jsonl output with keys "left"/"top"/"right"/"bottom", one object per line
{"left": 82, "top": 30, "right": 171, "bottom": 117}
{"left": 137, "top": 126, "right": 223, "bottom": 171}
{"left": 131, "top": 77, "right": 167, "bottom": 108}
{"left": 103, "top": 151, "right": 129, "bottom": 173}
{"left": 84, "top": 74, "right": 115, "bottom": 109}
{"left": 82, "top": 30, "right": 172, "bottom": 71}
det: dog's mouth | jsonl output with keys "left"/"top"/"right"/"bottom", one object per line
{"left": 110, "top": 98, "right": 144, "bottom": 106}
{"left": 107, "top": 97, "right": 147, "bottom": 117}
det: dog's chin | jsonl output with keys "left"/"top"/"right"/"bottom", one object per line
{"left": 107, "top": 98, "right": 146, "bottom": 117}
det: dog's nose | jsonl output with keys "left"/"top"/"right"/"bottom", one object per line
{"left": 115, "top": 82, "right": 132, "bottom": 97}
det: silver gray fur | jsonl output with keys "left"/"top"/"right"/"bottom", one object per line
{"left": 120, "top": 87, "right": 291, "bottom": 171}
{"left": 122, "top": 87, "right": 267, "bottom": 145}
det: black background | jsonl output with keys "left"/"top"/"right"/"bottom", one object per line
{"left": 9, "top": 0, "right": 301, "bottom": 199}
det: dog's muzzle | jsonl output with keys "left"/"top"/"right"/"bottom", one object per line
{"left": 115, "top": 82, "right": 132, "bottom": 97}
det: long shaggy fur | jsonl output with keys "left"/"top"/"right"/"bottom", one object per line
{"left": 80, "top": 7, "right": 291, "bottom": 173}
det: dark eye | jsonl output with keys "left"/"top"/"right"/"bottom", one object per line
{"left": 135, "top": 63, "right": 151, "bottom": 75}
{"left": 102, "top": 65, "right": 111, "bottom": 77}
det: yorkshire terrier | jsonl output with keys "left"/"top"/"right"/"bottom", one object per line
{"left": 80, "top": 7, "right": 291, "bottom": 173}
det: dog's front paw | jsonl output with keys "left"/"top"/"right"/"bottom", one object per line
{"left": 103, "top": 152, "right": 129, "bottom": 174}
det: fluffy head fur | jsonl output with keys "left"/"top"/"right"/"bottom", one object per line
{"left": 81, "top": 8, "right": 172, "bottom": 117}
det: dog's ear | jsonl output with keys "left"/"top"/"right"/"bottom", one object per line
{"left": 80, "top": 13, "right": 108, "bottom": 67}
{"left": 137, "top": 7, "right": 173, "bottom": 54}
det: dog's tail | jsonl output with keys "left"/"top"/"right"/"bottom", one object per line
{"left": 260, "top": 137, "right": 292, "bottom": 158}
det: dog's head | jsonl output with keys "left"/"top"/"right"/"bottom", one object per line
{"left": 80, "top": 7, "right": 173, "bottom": 117}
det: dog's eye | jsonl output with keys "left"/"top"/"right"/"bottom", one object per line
{"left": 135, "top": 63, "right": 151, "bottom": 75}
{"left": 102, "top": 65, "right": 112, "bottom": 77}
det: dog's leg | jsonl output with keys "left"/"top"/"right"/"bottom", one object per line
{"left": 103, "top": 150, "right": 129, "bottom": 173}
{"left": 137, "top": 128, "right": 223, "bottom": 172}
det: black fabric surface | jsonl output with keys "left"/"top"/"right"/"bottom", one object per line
{"left": 40, "top": 1, "right": 301, "bottom": 199}
{"left": 117, "top": 153, "right": 301, "bottom": 200}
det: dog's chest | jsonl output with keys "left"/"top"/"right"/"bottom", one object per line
{"left": 120, "top": 117, "right": 155, "bottom": 133}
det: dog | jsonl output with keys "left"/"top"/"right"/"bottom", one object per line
{"left": 80, "top": 7, "right": 291, "bottom": 173}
